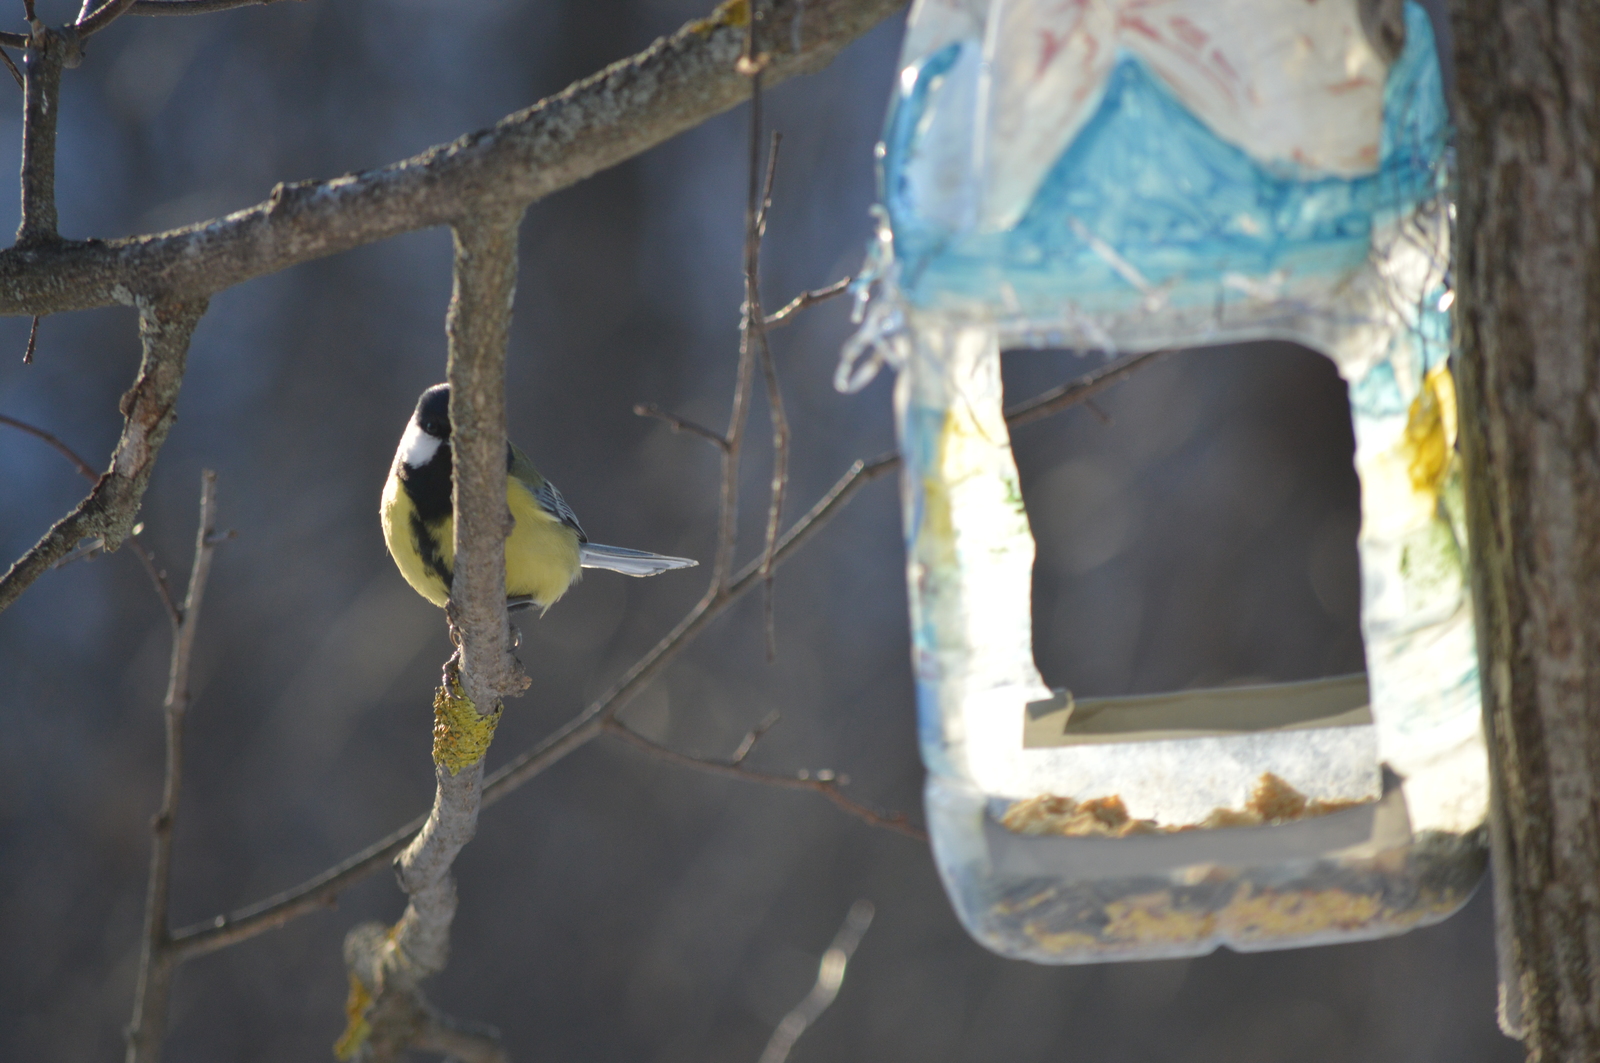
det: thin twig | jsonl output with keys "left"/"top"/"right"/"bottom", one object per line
{"left": 125, "top": 470, "right": 222, "bottom": 1063}
{"left": 757, "top": 899, "right": 875, "bottom": 1063}
{"left": 748, "top": 131, "right": 788, "bottom": 663}
{"left": 16, "top": 28, "right": 70, "bottom": 247}
{"left": 131, "top": 0, "right": 303, "bottom": 13}
{"left": 0, "top": 47, "right": 21, "bottom": 91}
{"left": 730, "top": 710, "right": 781, "bottom": 764}
{"left": 22, "top": 314, "right": 38, "bottom": 363}
{"left": 633, "top": 403, "right": 728, "bottom": 451}
{"left": 0, "top": 298, "right": 208, "bottom": 614}
{"left": 0, "top": 411, "right": 96, "bottom": 479}
{"left": 763, "top": 276, "right": 851, "bottom": 330}
{"left": 165, "top": 350, "right": 1162, "bottom": 959}
{"left": 413, "top": 1009, "right": 508, "bottom": 1063}
{"left": 1003, "top": 346, "right": 1177, "bottom": 428}
{"left": 603, "top": 718, "right": 926, "bottom": 841}
{"left": 75, "top": 0, "right": 140, "bottom": 37}
{"left": 0, "top": 411, "right": 182, "bottom": 620}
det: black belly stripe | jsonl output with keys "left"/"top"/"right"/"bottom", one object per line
{"left": 400, "top": 440, "right": 456, "bottom": 589}
{"left": 411, "top": 510, "right": 453, "bottom": 590}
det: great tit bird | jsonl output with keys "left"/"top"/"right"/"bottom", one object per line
{"left": 382, "top": 383, "right": 697, "bottom": 613}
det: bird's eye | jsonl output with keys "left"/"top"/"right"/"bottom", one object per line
{"left": 424, "top": 419, "right": 448, "bottom": 436}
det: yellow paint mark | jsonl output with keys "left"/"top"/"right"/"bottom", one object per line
{"left": 332, "top": 973, "right": 372, "bottom": 1062}
{"left": 432, "top": 671, "right": 502, "bottom": 776}
{"left": 1405, "top": 364, "right": 1458, "bottom": 498}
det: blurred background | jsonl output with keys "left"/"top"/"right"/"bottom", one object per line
{"left": 0, "top": 1, "right": 1518, "bottom": 1061}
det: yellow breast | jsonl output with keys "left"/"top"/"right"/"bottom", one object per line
{"left": 380, "top": 471, "right": 583, "bottom": 611}
{"left": 505, "top": 475, "right": 584, "bottom": 610}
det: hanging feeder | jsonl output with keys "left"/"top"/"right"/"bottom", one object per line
{"left": 841, "top": 0, "right": 1487, "bottom": 962}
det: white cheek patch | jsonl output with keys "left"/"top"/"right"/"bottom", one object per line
{"left": 399, "top": 420, "right": 442, "bottom": 468}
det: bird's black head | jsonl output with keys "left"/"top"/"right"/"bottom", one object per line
{"left": 415, "top": 383, "right": 451, "bottom": 439}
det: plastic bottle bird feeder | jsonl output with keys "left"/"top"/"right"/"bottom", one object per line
{"left": 840, "top": 0, "right": 1487, "bottom": 962}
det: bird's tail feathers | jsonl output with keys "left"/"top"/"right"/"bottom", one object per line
{"left": 579, "top": 542, "right": 698, "bottom": 577}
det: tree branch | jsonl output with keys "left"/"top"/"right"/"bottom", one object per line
{"left": 633, "top": 403, "right": 729, "bottom": 451}
{"left": 0, "top": 0, "right": 904, "bottom": 317}
{"left": 0, "top": 411, "right": 181, "bottom": 621}
{"left": 603, "top": 717, "right": 925, "bottom": 841}
{"left": 0, "top": 297, "right": 206, "bottom": 613}
{"left": 16, "top": 28, "right": 75, "bottom": 248}
{"left": 0, "top": 410, "right": 95, "bottom": 478}
{"left": 337, "top": 210, "right": 529, "bottom": 1063}
{"left": 757, "top": 899, "right": 874, "bottom": 1063}
{"left": 75, "top": 0, "right": 139, "bottom": 38}
{"left": 130, "top": 0, "right": 304, "bottom": 15}
{"left": 763, "top": 276, "right": 851, "bottom": 330}
{"left": 125, "top": 470, "right": 221, "bottom": 1063}
{"left": 745, "top": 126, "right": 788, "bottom": 660}
{"left": 1003, "top": 346, "right": 1176, "bottom": 429}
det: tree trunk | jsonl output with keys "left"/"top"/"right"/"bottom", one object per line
{"left": 1451, "top": 2, "right": 1600, "bottom": 1059}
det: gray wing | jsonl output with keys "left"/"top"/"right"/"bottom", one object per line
{"left": 509, "top": 440, "right": 588, "bottom": 541}
{"left": 532, "top": 479, "right": 588, "bottom": 542}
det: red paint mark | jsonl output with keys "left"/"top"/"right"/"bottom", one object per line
{"left": 1210, "top": 48, "right": 1239, "bottom": 83}
{"left": 1120, "top": 15, "right": 1161, "bottom": 41}
{"left": 1326, "top": 77, "right": 1376, "bottom": 95}
{"left": 1169, "top": 16, "right": 1207, "bottom": 50}
{"left": 1038, "top": 29, "right": 1067, "bottom": 75}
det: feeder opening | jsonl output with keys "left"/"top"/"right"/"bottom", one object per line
{"left": 1007, "top": 341, "right": 1366, "bottom": 700}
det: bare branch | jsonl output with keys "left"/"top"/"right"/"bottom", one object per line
{"left": 75, "top": 0, "right": 138, "bottom": 37}
{"left": 730, "top": 710, "right": 781, "bottom": 764}
{"left": 334, "top": 210, "right": 530, "bottom": 1063}
{"left": 443, "top": 210, "right": 527, "bottom": 711}
{"left": 125, "top": 470, "right": 222, "bottom": 1063}
{"left": 745, "top": 127, "right": 788, "bottom": 662}
{"left": 16, "top": 29, "right": 75, "bottom": 248}
{"left": 171, "top": 820, "right": 417, "bottom": 961}
{"left": 0, "top": 410, "right": 96, "bottom": 479}
{"left": 757, "top": 899, "right": 875, "bottom": 1063}
{"left": 0, "top": 0, "right": 904, "bottom": 318}
{"left": 0, "top": 46, "right": 21, "bottom": 90}
{"left": 0, "top": 297, "right": 206, "bottom": 614}
{"left": 131, "top": 0, "right": 304, "bottom": 14}
{"left": 1002, "top": 346, "right": 1177, "bottom": 428}
{"left": 127, "top": 536, "right": 181, "bottom": 627}
{"left": 764, "top": 276, "right": 851, "bottom": 330}
{"left": 0, "top": 411, "right": 182, "bottom": 622}
{"left": 604, "top": 717, "right": 926, "bottom": 841}
{"left": 633, "top": 402, "right": 728, "bottom": 451}
{"left": 413, "top": 1009, "right": 508, "bottom": 1063}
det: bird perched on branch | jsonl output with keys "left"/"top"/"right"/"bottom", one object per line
{"left": 382, "top": 383, "right": 697, "bottom": 613}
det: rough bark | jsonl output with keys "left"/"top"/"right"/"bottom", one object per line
{"left": 1452, "top": 1, "right": 1600, "bottom": 1058}
{"left": 0, "top": 0, "right": 902, "bottom": 316}
{"left": 0, "top": 297, "right": 206, "bottom": 611}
